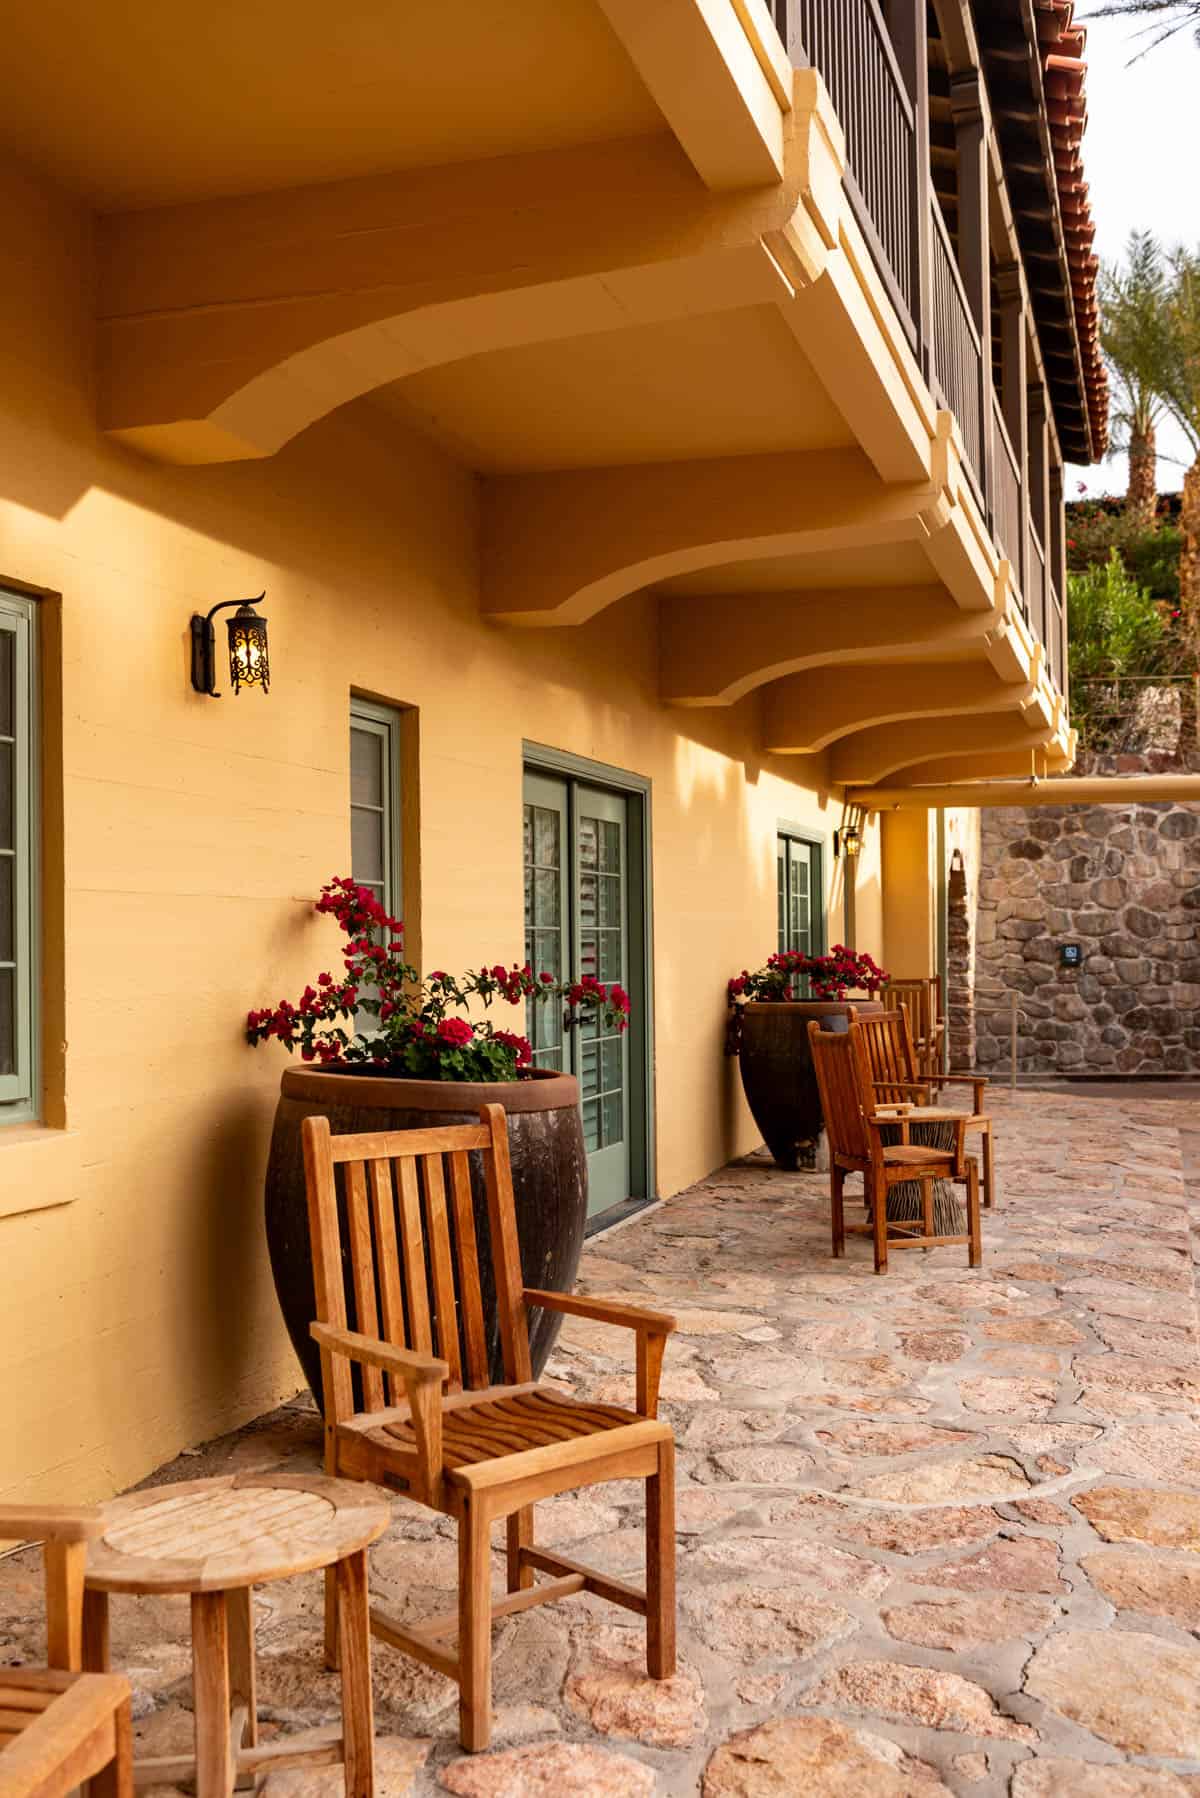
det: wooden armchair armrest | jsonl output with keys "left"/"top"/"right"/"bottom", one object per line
{"left": 523, "top": 1288, "right": 676, "bottom": 1418}
{"left": 310, "top": 1323, "right": 448, "bottom": 1506}
{"left": 870, "top": 1080, "right": 931, "bottom": 1095}
{"left": 310, "top": 1322, "right": 448, "bottom": 1385}
{"left": 940, "top": 1073, "right": 989, "bottom": 1110}
{"left": 0, "top": 1671, "right": 132, "bottom": 1788}
{"left": 523, "top": 1289, "right": 676, "bottom": 1335}
{"left": 0, "top": 1507, "right": 106, "bottom": 1672}
{"left": 866, "top": 1113, "right": 910, "bottom": 1145}
{"left": 0, "top": 1507, "right": 103, "bottom": 1545}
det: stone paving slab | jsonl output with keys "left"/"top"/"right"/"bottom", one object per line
{"left": 1, "top": 1089, "right": 1199, "bottom": 1794}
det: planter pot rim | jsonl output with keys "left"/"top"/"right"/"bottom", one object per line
{"left": 742, "top": 998, "right": 882, "bottom": 1011}
{"left": 279, "top": 1064, "right": 579, "bottom": 1114}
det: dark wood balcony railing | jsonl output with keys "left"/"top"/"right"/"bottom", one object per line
{"left": 772, "top": 0, "right": 1070, "bottom": 699}
{"left": 929, "top": 200, "right": 982, "bottom": 491}
{"left": 779, "top": 0, "right": 919, "bottom": 343}
{"left": 990, "top": 397, "right": 1022, "bottom": 597}
{"left": 1047, "top": 575, "right": 1066, "bottom": 694}
{"left": 1026, "top": 522, "right": 1047, "bottom": 652}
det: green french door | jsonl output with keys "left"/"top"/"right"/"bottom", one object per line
{"left": 523, "top": 772, "right": 633, "bottom": 1218}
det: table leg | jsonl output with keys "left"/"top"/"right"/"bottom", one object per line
{"left": 83, "top": 1588, "right": 110, "bottom": 1672}
{"left": 336, "top": 1551, "right": 375, "bottom": 1798}
{"left": 191, "top": 1591, "right": 232, "bottom": 1798}
{"left": 227, "top": 1587, "right": 258, "bottom": 1789}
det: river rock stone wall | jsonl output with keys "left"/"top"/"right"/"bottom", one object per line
{"left": 973, "top": 757, "right": 1200, "bottom": 1075}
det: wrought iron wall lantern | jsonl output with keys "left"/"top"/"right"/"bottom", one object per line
{"left": 834, "top": 821, "right": 862, "bottom": 860}
{"left": 190, "top": 593, "right": 270, "bottom": 697}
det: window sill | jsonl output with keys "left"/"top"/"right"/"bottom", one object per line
{"left": 0, "top": 1125, "right": 81, "bottom": 1219}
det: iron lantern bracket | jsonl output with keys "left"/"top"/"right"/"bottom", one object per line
{"left": 190, "top": 592, "right": 267, "bottom": 697}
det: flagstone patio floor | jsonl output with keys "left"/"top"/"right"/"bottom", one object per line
{"left": 3, "top": 1086, "right": 1200, "bottom": 1795}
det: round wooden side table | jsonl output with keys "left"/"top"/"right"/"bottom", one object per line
{"left": 82, "top": 1471, "right": 391, "bottom": 1797}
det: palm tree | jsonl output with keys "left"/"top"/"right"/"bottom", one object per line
{"left": 1161, "top": 247, "right": 1200, "bottom": 635}
{"left": 1099, "top": 233, "right": 1173, "bottom": 527}
{"left": 1088, "top": 2, "right": 1200, "bottom": 54}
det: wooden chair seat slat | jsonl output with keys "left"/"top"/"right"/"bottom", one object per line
{"left": 303, "top": 1102, "right": 678, "bottom": 1752}
{"left": 882, "top": 1144, "right": 955, "bottom": 1167}
{"left": 375, "top": 1390, "right": 642, "bottom": 1468}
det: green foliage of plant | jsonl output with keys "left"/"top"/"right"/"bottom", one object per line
{"left": 1100, "top": 232, "right": 1173, "bottom": 452}
{"left": 1068, "top": 551, "right": 1173, "bottom": 684}
{"left": 1068, "top": 503, "right": 1182, "bottom": 605}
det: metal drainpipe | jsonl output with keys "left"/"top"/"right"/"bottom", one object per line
{"left": 935, "top": 809, "right": 949, "bottom": 1076}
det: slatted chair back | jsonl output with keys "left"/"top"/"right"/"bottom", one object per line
{"left": 807, "top": 1021, "right": 872, "bottom": 1164}
{"left": 884, "top": 978, "right": 933, "bottom": 1048}
{"left": 851, "top": 1006, "right": 922, "bottom": 1105}
{"left": 302, "top": 1103, "right": 529, "bottom": 1425}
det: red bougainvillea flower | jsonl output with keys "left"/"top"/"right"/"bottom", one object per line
{"left": 247, "top": 876, "right": 634, "bottom": 1076}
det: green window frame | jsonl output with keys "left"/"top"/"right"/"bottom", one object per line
{"left": 777, "top": 827, "right": 826, "bottom": 959}
{"left": 0, "top": 589, "right": 38, "bottom": 1124}
{"left": 349, "top": 698, "right": 402, "bottom": 921}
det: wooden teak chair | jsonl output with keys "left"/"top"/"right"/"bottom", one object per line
{"left": 302, "top": 1104, "right": 677, "bottom": 1753}
{"left": 851, "top": 1007, "right": 996, "bottom": 1208}
{"left": 0, "top": 1507, "right": 132, "bottom": 1798}
{"left": 884, "top": 978, "right": 944, "bottom": 1083}
{"left": 808, "top": 1021, "right": 982, "bottom": 1274}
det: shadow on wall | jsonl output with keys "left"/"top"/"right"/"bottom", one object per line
{"left": 180, "top": 1085, "right": 289, "bottom": 1410}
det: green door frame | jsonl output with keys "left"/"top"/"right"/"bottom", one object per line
{"left": 523, "top": 742, "right": 656, "bottom": 1210}
{"left": 776, "top": 820, "right": 829, "bottom": 955}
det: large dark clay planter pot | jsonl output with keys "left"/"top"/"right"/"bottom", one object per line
{"left": 738, "top": 1000, "right": 883, "bottom": 1170}
{"left": 265, "top": 1066, "right": 587, "bottom": 1405}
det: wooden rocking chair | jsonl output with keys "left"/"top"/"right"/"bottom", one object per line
{"left": 0, "top": 1507, "right": 132, "bottom": 1798}
{"left": 302, "top": 1104, "right": 677, "bottom": 1753}
{"left": 808, "top": 1021, "right": 982, "bottom": 1274}
{"left": 851, "top": 1006, "right": 996, "bottom": 1208}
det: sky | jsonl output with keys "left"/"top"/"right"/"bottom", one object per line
{"left": 1066, "top": 8, "right": 1200, "bottom": 499}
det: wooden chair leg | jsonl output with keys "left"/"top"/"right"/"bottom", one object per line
{"left": 830, "top": 1166, "right": 845, "bottom": 1259}
{"left": 227, "top": 1585, "right": 258, "bottom": 1789}
{"left": 336, "top": 1550, "right": 375, "bottom": 1798}
{"left": 190, "top": 1591, "right": 232, "bottom": 1798}
{"left": 983, "top": 1127, "right": 995, "bottom": 1209}
{"left": 506, "top": 1508, "right": 534, "bottom": 1594}
{"left": 966, "top": 1161, "right": 982, "bottom": 1267}
{"left": 324, "top": 1564, "right": 341, "bottom": 1672}
{"left": 646, "top": 1438, "right": 676, "bottom": 1680}
{"left": 83, "top": 1587, "right": 110, "bottom": 1672}
{"left": 920, "top": 1177, "right": 934, "bottom": 1245}
{"left": 871, "top": 1168, "right": 888, "bottom": 1274}
{"left": 44, "top": 1538, "right": 88, "bottom": 1671}
{"left": 458, "top": 1502, "right": 493, "bottom": 1753}
{"left": 89, "top": 1694, "right": 134, "bottom": 1798}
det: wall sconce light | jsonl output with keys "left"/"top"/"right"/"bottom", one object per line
{"left": 190, "top": 593, "right": 270, "bottom": 698}
{"left": 834, "top": 822, "right": 862, "bottom": 860}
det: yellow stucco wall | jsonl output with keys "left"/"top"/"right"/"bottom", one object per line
{"left": 0, "top": 157, "right": 846, "bottom": 1502}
